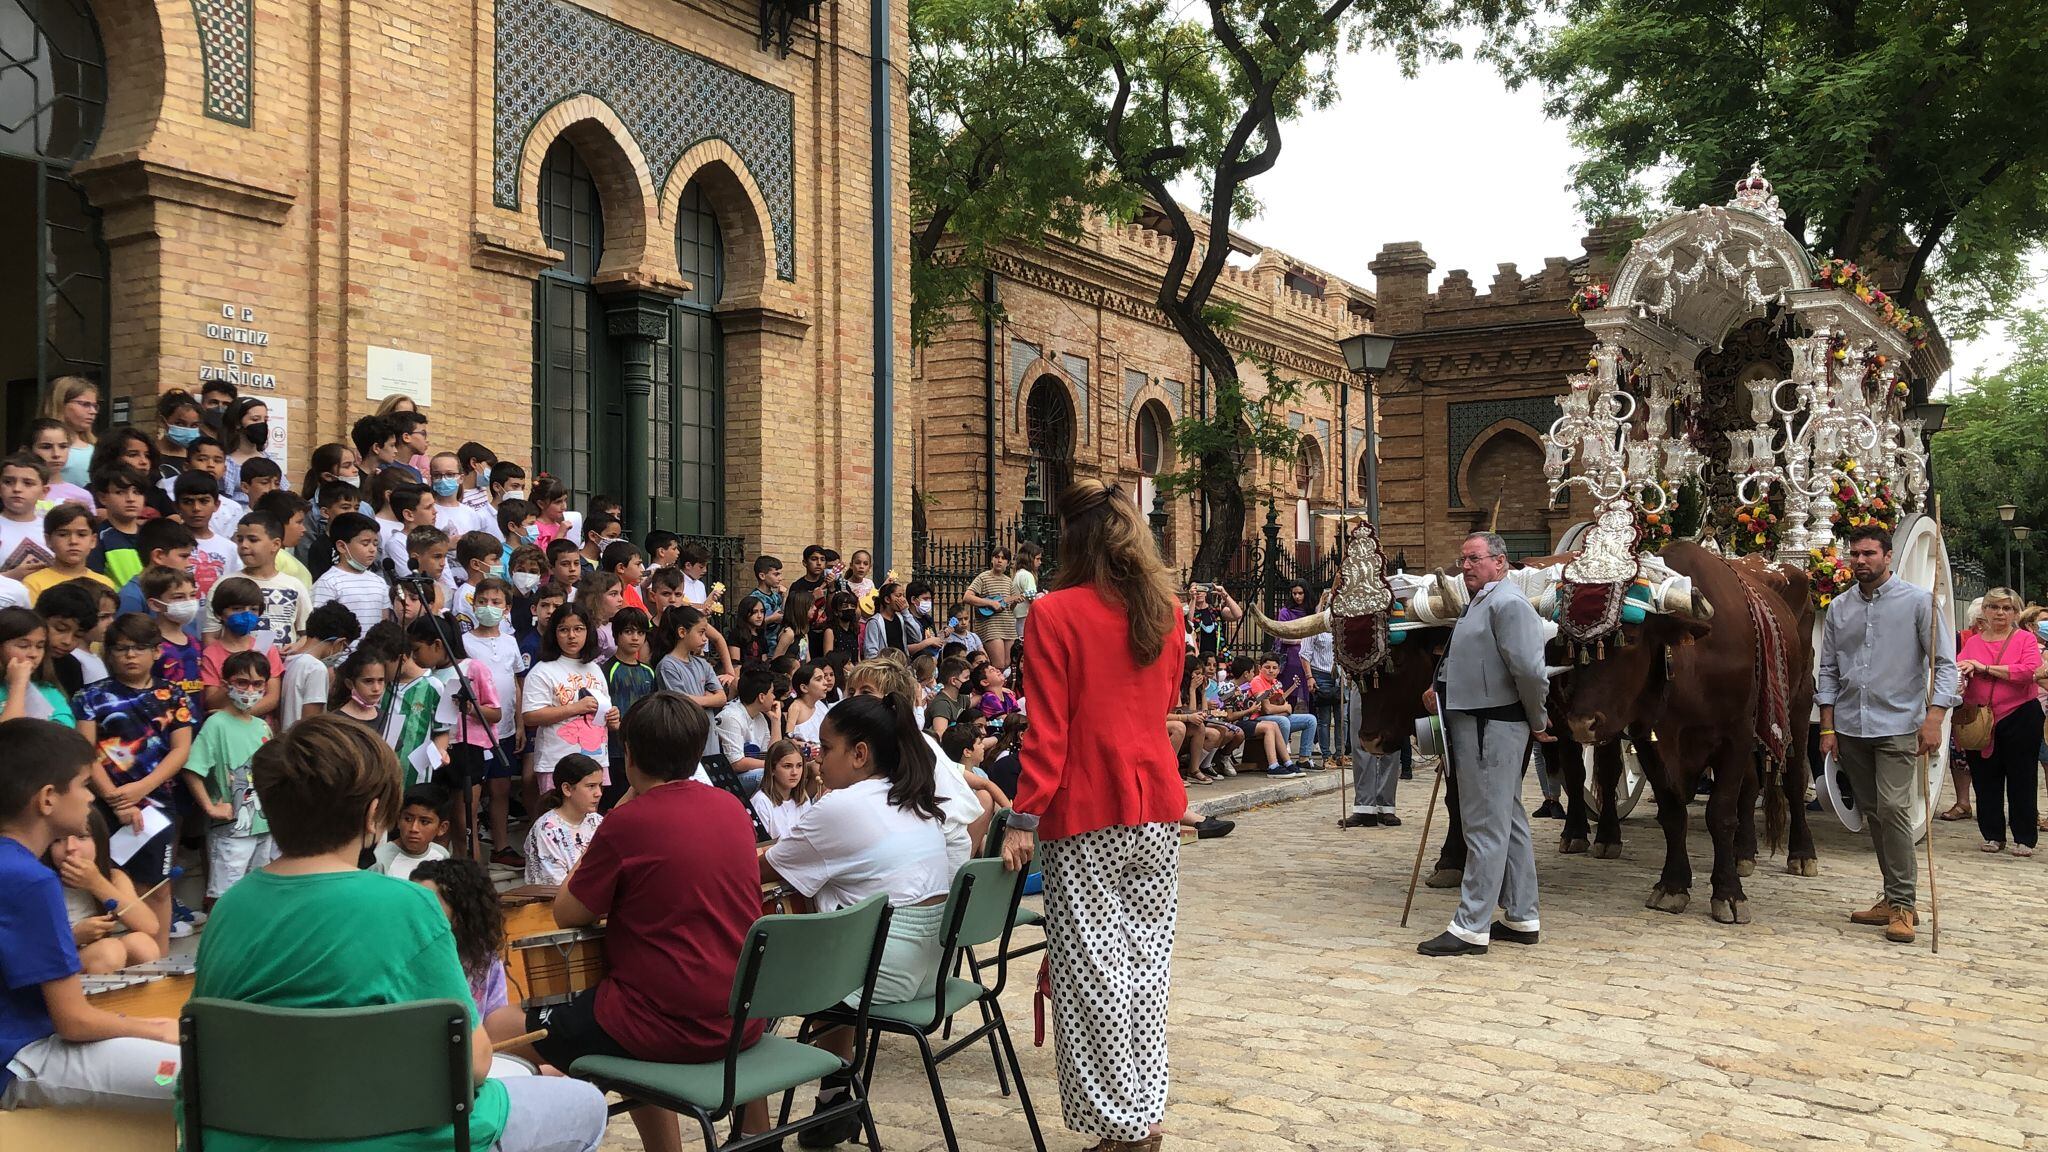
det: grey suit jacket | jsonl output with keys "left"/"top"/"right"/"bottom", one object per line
{"left": 1442, "top": 579, "right": 1551, "bottom": 729}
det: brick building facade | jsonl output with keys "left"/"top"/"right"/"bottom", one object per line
{"left": 3, "top": 0, "right": 911, "bottom": 563}
{"left": 913, "top": 214, "right": 1376, "bottom": 573}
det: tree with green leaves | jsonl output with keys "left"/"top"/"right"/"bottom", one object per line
{"left": 909, "top": 0, "right": 1134, "bottom": 346}
{"left": 1051, "top": 0, "right": 1529, "bottom": 579}
{"left": 1931, "top": 311, "right": 2048, "bottom": 599}
{"left": 1498, "top": 0, "right": 2048, "bottom": 338}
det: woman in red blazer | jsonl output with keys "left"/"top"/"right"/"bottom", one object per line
{"left": 1003, "top": 479, "right": 1184, "bottom": 1152}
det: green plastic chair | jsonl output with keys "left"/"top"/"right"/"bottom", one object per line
{"left": 820, "top": 856, "right": 1046, "bottom": 1152}
{"left": 180, "top": 997, "right": 477, "bottom": 1150}
{"left": 952, "top": 808, "right": 1044, "bottom": 1083}
{"left": 570, "top": 893, "right": 894, "bottom": 1152}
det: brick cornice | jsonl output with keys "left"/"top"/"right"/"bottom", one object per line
{"left": 72, "top": 153, "right": 294, "bottom": 242}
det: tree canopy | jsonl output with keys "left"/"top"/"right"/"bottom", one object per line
{"left": 1497, "top": 0, "right": 2048, "bottom": 339}
{"left": 1931, "top": 310, "right": 2048, "bottom": 598}
{"left": 909, "top": 0, "right": 1132, "bottom": 346}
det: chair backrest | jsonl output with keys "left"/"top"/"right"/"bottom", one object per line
{"left": 181, "top": 997, "right": 472, "bottom": 1150}
{"left": 947, "top": 856, "right": 1026, "bottom": 952}
{"left": 731, "top": 892, "right": 892, "bottom": 1022}
{"left": 981, "top": 807, "right": 1039, "bottom": 878}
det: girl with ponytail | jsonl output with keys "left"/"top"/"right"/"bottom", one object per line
{"left": 761, "top": 690, "right": 952, "bottom": 1143}
{"left": 522, "top": 753, "right": 604, "bottom": 884}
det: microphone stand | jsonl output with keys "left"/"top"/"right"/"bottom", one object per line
{"left": 396, "top": 569, "right": 515, "bottom": 865}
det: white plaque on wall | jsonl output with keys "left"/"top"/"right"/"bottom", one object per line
{"left": 366, "top": 345, "right": 433, "bottom": 407}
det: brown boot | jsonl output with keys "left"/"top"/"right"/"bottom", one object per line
{"left": 1849, "top": 899, "right": 1892, "bottom": 926}
{"left": 1885, "top": 905, "right": 1918, "bottom": 944}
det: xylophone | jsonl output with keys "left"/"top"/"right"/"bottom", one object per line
{"left": 81, "top": 955, "right": 197, "bottom": 1019}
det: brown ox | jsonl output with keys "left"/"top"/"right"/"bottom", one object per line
{"left": 1560, "top": 542, "right": 1819, "bottom": 923}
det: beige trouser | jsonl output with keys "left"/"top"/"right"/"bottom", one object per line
{"left": 1836, "top": 732, "right": 1920, "bottom": 909}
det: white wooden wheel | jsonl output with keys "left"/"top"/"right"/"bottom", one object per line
{"left": 1580, "top": 739, "right": 1648, "bottom": 819}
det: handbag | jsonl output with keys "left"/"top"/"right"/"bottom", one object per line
{"left": 1955, "top": 633, "right": 2016, "bottom": 751}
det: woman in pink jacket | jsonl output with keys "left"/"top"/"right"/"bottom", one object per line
{"left": 1957, "top": 587, "right": 2042, "bottom": 855}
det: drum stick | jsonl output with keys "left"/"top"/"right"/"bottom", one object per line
{"left": 107, "top": 865, "right": 183, "bottom": 919}
{"left": 493, "top": 1029, "right": 547, "bottom": 1052}
{"left": 1399, "top": 759, "right": 1445, "bottom": 928}
{"left": 1922, "top": 497, "right": 1946, "bottom": 954}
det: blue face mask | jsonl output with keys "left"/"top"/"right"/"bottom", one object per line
{"left": 431, "top": 477, "right": 461, "bottom": 499}
{"left": 476, "top": 465, "right": 492, "bottom": 489}
{"left": 223, "top": 609, "right": 263, "bottom": 637}
{"left": 166, "top": 425, "right": 202, "bottom": 447}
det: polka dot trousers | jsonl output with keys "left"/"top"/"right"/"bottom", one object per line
{"left": 1036, "top": 821, "right": 1180, "bottom": 1141}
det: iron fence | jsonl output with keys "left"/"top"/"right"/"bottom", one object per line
{"left": 675, "top": 533, "right": 749, "bottom": 602}
{"left": 910, "top": 514, "right": 1059, "bottom": 618}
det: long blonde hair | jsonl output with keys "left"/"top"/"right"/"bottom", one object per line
{"left": 1047, "top": 479, "right": 1177, "bottom": 664}
{"left": 42, "top": 376, "right": 98, "bottom": 445}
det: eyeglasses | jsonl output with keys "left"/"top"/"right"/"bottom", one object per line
{"left": 1457, "top": 554, "right": 1493, "bottom": 567}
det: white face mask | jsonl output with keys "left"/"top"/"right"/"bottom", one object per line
{"left": 510, "top": 571, "right": 541, "bottom": 594}
{"left": 227, "top": 687, "right": 265, "bottom": 712}
{"left": 157, "top": 599, "right": 200, "bottom": 625}
{"left": 915, "top": 599, "right": 932, "bottom": 617}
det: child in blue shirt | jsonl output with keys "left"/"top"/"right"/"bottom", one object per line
{"left": 0, "top": 717, "right": 179, "bottom": 1110}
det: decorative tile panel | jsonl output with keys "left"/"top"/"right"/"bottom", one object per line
{"left": 1313, "top": 417, "right": 1330, "bottom": 451}
{"left": 1123, "top": 367, "right": 1148, "bottom": 412}
{"left": 1446, "top": 397, "right": 1560, "bottom": 507}
{"left": 1009, "top": 338, "right": 1040, "bottom": 400}
{"left": 1164, "top": 378, "right": 1184, "bottom": 416}
{"left": 493, "top": 0, "right": 798, "bottom": 280}
{"left": 191, "top": 0, "right": 252, "bottom": 126}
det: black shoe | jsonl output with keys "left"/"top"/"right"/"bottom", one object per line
{"left": 1401, "top": 768, "right": 1414, "bottom": 781}
{"left": 1379, "top": 813, "right": 1402, "bottom": 828}
{"left": 1417, "top": 930, "right": 1487, "bottom": 957}
{"left": 1491, "top": 923, "right": 1539, "bottom": 946}
{"left": 796, "top": 1106, "right": 860, "bottom": 1149}
{"left": 1533, "top": 799, "right": 1566, "bottom": 820}
{"left": 1195, "top": 816, "right": 1236, "bottom": 839}
{"left": 1342, "top": 813, "right": 1380, "bottom": 828}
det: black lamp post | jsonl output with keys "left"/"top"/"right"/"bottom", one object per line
{"left": 1338, "top": 332, "right": 1397, "bottom": 524}
{"left": 2014, "top": 524, "right": 2032, "bottom": 600}
{"left": 1999, "top": 503, "right": 2019, "bottom": 586}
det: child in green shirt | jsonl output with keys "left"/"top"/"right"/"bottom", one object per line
{"left": 183, "top": 648, "right": 276, "bottom": 904}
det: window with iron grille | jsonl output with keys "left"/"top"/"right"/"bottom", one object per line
{"left": 532, "top": 140, "right": 603, "bottom": 500}
{"left": 1135, "top": 400, "right": 1168, "bottom": 476}
{"left": 0, "top": 0, "right": 107, "bottom": 439}
{"left": 657, "top": 179, "right": 724, "bottom": 535}
{"left": 1294, "top": 437, "right": 1322, "bottom": 499}
{"left": 1025, "top": 377, "right": 1073, "bottom": 500}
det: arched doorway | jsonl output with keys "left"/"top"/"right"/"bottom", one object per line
{"left": 1463, "top": 427, "right": 1551, "bottom": 559}
{"left": 0, "top": 0, "right": 108, "bottom": 443}
{"left": 1025, "top": 375, "right": 1073, "bottom": 503}
{"left": 531, "top": 138, "right": 610, "bottom": 499}
{"left": 658, "top": 178, "right": 724, "bottom": 534}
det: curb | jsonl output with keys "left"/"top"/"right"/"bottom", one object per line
{"left": 1191, "top": 770, "right": 1348, "bottom": 819}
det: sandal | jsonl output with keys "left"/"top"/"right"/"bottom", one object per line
{"left": 2012, "top": 844, "right": 2035, "bottom": 857}
{"left": 1938, "top": 803, "right": 1973, "bottom": 821}
{"left": 1982, "top": 841, "right": 2004, "bottom": 853}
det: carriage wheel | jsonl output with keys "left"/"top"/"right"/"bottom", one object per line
{"left": 1579, "top": 739, "right": 1648, "bottom": 819}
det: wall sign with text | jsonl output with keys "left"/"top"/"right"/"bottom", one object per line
{"left": 197, "top": 304, "right": 279, "bottom": 391}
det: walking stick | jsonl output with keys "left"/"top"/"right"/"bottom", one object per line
{"left": 1399, "top": 757, "right": 1444, "bottom": 927}
{"left": 1921, "top": 497, "right": 1947, "bottom": 953}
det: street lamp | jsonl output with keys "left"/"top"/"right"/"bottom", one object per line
{"left": 1906, "top": 400, "right": 1948, "bottom": 437}
{"left": 1338, "top": 332, "right": 1397, "bottom": 525}
{"left": 2014, "top": 524, "right": 2032, "bottom": 599}
{"left": 1999, "top": 503, "right": 2020, "bottom": 585}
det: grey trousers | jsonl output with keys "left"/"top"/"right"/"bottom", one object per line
{"left": 1446, "top": 710, "right": 1540, "bottom": 945}
{"left": 1351, "top": 751, "right": 1401, "bottom": 814}
{"left": 1836, "top": 732, "right": 1920, "bottom": 910}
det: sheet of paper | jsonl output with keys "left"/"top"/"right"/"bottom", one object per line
{"left": 108, "top": 803, "right": 172, "bottom": 865}
{"left": 408, "top": 738, "right": 445, "bottom": 785}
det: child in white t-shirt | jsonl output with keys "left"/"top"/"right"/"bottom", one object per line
{"left": 518, "top": 605, "right": 618, "bottom": 792}
{"left": 522, "top": 754, "right": 603, "bottom": 885}
{"left": 372, "top": 783, "right": 452, "bottom": 880}
{"left": 749, "top": 739, "right": 819, "bottom": 840}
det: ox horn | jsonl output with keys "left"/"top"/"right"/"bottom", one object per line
{"left": 1253, "top": 608, "right": 1330, "bottom": 641}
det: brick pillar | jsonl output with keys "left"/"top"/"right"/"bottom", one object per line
{"left": 1367, "top": 243, "right": 1435, "bottom": 335}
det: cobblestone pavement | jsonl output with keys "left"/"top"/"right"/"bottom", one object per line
{"left": 603, "top": 772, "right": 2048, "bottom": 1151}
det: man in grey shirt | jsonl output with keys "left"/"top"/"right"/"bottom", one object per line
{"left": 1816, "top": 523, "right": 1960, "bottom": 944}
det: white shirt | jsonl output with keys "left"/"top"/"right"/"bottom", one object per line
{"left": 520, "top": 657, "right": 611, "bottom": 779}
{"left": 1302, "top": 629, "right": 1334, "bottom": 676}
{"left": 0, "top": 574, "right": 28, "bottom": 608}
{"left": 72, "top": 647, "right": 106, "bottom": 684}
{"left": 463, "top": 630, "right": 522, "bottom": 739}
{"left": 714, "top": 700, "right": 772, "bottom": 764}
{"left": 372, "top": 840, "right": 449, "bottom": 881}
{"left": 763, "top": 777, "right": 950, "bottom": 912}
{"left": 280, "top": 651, "right": 329, "bottom": 723}
{"left": 310, "top": 565, "right": 389, "bottom": 640}
{"left": 751, "top": 792, "right": 812, "bottom": 840}
{"left": 434, "top": 501, "right": 485, "bottom": 540}
{"left": 924, "top": 733, "right": 982, "bottom": 872}
{"left": 0, "top": 517, "right": 49, "bottom": 571}
{"left": 209, "top": 498, "right": 247, "bottom": 541}
{"left": 377, "top": 517, "right": 412, "bottom": 573}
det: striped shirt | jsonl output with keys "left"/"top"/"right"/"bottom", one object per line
{"left": 311, "top": 566, "right": 389, "bottom": 639}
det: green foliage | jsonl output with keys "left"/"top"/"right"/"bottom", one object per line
{"left": 1496, "top": 0, "right": 2048, "bottom": 338}
{"left": 1154, "top": 355, "right": 1321, "bottom": 503}
{"left": 1931, "top": 310, "right": 2048, "bottom": 598}
{"left": 909, "top": 0, "right": 1136, "bottom": 346}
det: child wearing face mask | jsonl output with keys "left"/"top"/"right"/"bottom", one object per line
{"left": 199, "top": 577, "right": 285, "bottom": 721}
{"left": 183, "top": 648, "right": 277, "bottom": 904}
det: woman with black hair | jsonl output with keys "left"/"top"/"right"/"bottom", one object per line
{"left": 762, "top": 690, "right": 950, "bottom": 1144}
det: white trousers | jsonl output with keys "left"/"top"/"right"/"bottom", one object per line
{"left": 1037, "top": 821, "right": 1179, "bottom": 1142}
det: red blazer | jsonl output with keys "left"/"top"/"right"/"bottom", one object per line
{"left": 1014, "top": 585, "right": 1188, "bottom": 840}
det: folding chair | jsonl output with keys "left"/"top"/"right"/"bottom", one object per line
{"left": 180, "top": 998, "right": 477, "bottom": 1150}
{"left": 570, "top": 893, "right": 894, "bottom": 1152}
{"left": 820, "top": 857, "right": 1047, "bottom": 1152}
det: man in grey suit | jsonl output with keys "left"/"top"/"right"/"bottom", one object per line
{"left": 1419, "top": 531, "right": 1554, "bottom": 957}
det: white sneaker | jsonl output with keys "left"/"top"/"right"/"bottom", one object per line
{"left": 168, "top": 919, "right": 198, "bottom": 939}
